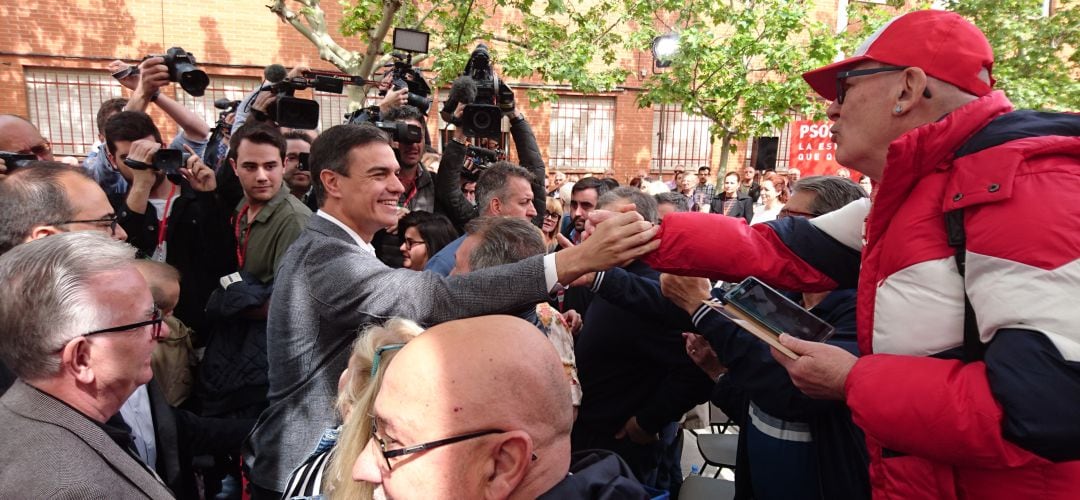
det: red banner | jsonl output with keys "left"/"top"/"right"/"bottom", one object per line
{"left": 788, "top": 120, "right": 843, "bottom": 177}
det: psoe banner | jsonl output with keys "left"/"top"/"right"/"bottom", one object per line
{"left": 787, "top": 120, "right": 843, "bottom": 176}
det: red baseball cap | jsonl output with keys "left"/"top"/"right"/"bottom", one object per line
{"left": 803, "top": 10, "right": 995, "bottom": 101}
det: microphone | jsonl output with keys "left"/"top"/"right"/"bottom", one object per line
{"left": 440, "top": 76, "right": 478, "bottom": 124}
{"left": 213, "top": 98, "right": 238, "bottom": 110}
{"left": 264, "top": 64, "right": 287, "bottom": 84}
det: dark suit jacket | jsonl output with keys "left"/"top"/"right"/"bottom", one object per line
{"left": 245, "top": 213, "right": 551, "bottom": 491}
{"left": 710, "top": 193, "right": 755, "bottom": 224}
{"left": 0, "top": 380, "right": 176, "bottom": 499}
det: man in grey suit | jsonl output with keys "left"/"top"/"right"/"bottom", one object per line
{"left": 0, "top": 232, "right": 175, "bottom": 499}
{"left": 244, "top": 123, "right": 660, "bottom": 497}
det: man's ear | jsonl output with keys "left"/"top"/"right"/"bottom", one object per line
{"left": 27, "top": 224, "right": 63, "bottom": 242}
{"left": 320, "top": 169, "right": 340, "bottom": 200}
{"left": 482, "top": 431, "right": 532, "bottom": 500}
{"left": 230, "top": 157, "right": 239, "bottom": 176}
{"left": 60, "top": 337, "right": 96, "bottom": 385}
{"left": 896, "top": 67, "right": 930, "bottom": 114}
{"left": 489, "top": 197, "right": 503, "bottom": 216}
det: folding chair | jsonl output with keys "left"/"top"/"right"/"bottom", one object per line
{"left": 679, "top": 474, "right": 736, "bottom": 500}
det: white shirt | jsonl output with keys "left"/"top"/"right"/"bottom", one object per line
{"left": 119, "top": 384, "right": 157, "bottom": 468}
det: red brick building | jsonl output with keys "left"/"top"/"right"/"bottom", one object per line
{"left": 0, "top": 0, "right": 849, "bottom": 183}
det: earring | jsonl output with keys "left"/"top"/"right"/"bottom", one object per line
{"left": 894, "top": 104, "right": 903, "bottom": 114}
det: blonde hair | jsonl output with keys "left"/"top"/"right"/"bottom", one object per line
{"left": 326, "top": 318, "right": 424, "bottom": 500}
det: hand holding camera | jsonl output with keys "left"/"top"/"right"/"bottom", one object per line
{"left": 178, "top": 144, "right": 216, "bottom": 192}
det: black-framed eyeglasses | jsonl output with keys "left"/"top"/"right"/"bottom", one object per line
{"left": 402, "top": 238, "right": 426, "bottom": 250}
{"left": 778, "top": 208, "right": 820, "bottom": 219}
{"left": 544, "top": 212, "right": 561, "bottom": 220}
{"left": 85, "top": 306, "right": 165, "bottom": 340}
{"left": 370, "top": 418, "right": 506, "bottom": 471}
{"left": 53, "top": 214, "right": 120, "bottom": 236}
{"left": 835, "top": 66, "right": 932, "bottom": 105}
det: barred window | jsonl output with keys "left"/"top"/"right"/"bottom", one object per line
{"left": 652, "top": 104, "right": 712, "bottom": 172}
{"left": 24, "top": 68, "right": 124, "bottom": 156}
{"left": 548, "top": 96, "right": 615, "bottom": 172}
{"left": 175, "top": 76, "right": 262, "bottom": 133}
{"left": 314, "top": 91, "right": 382, "bottom": 131}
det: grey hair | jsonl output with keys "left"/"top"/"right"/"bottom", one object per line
{"left": 476, "top": 161, "right": 534, "bottom": 216}
{"left": 0, "top": 232, "right": 137, "bottom": 379}
{"left": 0, "top": 162, "right": 83, "bottom": 255}
{"left": 654, "top": 192, "right": 689, "bottom": 213}
{"left": 597, "top": 186, "right": 658, "bottom": 224}
{"left": 464, "top": 216, "right": 546, "bottom": 270}
{"left": 791, "top": 176, "right": 868, "bottom": 215}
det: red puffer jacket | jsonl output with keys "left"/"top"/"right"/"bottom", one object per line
{"left": 644, "top": 92, "right": 1080, "bottom": 499}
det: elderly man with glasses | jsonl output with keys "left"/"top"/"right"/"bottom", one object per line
{"left": 0, "top": 232, "right": 175, "bottom": 498}
{"left": 353, "top": 315, "right": 650, "bottom": 499}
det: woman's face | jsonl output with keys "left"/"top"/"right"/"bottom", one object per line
{"left": 542, "top": 209, "right": 561, "bottom": 234}
{"left": 760, "top": 180, "right": 778, "bottom": 203}
{"left": 722, "top": 175, "right": 739, "bottom": 195}
{"left": 399, "top": 226, "right": 429, "bottom": 270}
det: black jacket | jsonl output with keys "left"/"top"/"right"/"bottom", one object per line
{"left": 435, "top": 116, "right": 547, "bottom": 231}
{"left": 709, "top": 192, "right": 754, "bottom": 225}
{"left": 197, "top": 271, "right": 272, "bottom": 417}
{"left": 537, "top": 450, "right": 651, "bottom": 499}
{"left": 110, "top": 182, "right": 237, "bottom": 336}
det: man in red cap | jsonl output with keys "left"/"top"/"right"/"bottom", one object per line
{"left": 630, "top": 9, "right": 1080, "bottom": 499}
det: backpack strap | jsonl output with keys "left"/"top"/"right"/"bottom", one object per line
{"left": 944, "top": 209, "right": 985, "bottom": 362}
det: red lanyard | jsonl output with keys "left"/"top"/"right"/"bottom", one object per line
{"left": 156, "top": 184, "right": 178, "bottom": 249}
{"left": 234, "top": 204, "right": 255, "bottom": 268}
{"left": 401, "top": 180, "right": 418, "bottom": 208}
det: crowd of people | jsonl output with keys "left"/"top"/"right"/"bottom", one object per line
{"left": 0, "top": 9, "right": 1078, "bottom": 500}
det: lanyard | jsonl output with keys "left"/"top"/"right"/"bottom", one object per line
{"left": 400, "top": 179, "right": 418, "bottom": 208}
{"left": 155, "top": 184, "right": 178, "bottom": 250}
{"left": 234, "top": 204, "right": 255, "bottom": 269}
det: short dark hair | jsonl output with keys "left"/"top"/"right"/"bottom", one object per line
{"left": 0, "top": 162, "right": 85, "bottom": 255}
{"left": 283, "top": 130, "right": 314, "bottom": 145}
{"left": 476, "top": 161, "right": 533, "bottom": 215}
{"left": 698, "top": 166, "right": 711, "bottom": 174}
{"left": 654, "top": 192, "right": 689, "bottom": 213}
{"left": 103, "top": 111, "right": 162, "bottom": 155}
{"left": 464, "top": 216, "right": 546, "bottom": 271}
{"left": 96, "top": 98, "right": 128, "bottom": 134}
{"left": 791, "top": 176, "right": 868, "bottom": 215}
{"left": 570, "top": 176, "right": 611, "bottom": 199}
{"left": 229, "top": 123, "right": 287, "bottom": 161}
{"left": 398, "top": 211, "right": 459, "bottom": 257}
{"left": 383, "top": 105, "right": 424, "bottom": 124}
{"left": 598, "top": 186, "right": 658, "bottom": 224}
{"left": 310, "top": 124, "right": 391, "bottom": 207}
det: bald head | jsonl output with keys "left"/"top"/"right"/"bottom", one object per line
{"left": 0, "top": 115, "right": 52, "bottom": 162}
{"left": 357, "top": 315, "right": 573, "bottom": 499}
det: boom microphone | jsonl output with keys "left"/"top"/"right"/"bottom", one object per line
{"left": 264, "top": 64, "right": 287, "bottom": 84}
{"left": 440, "top": 76, "right": 478, "bottom": 124}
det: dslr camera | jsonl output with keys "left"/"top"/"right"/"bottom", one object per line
{"left": 112, "top": 47, "right": 210, "bottom": 97}
{"left": 461, "top": 145, "right": 501, "bottom": 182}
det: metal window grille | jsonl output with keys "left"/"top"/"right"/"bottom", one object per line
{"left": 175, "top": 76, "right": 262, "bottom": 132}
{"left": 744, "top": 115, "right": 799, "bottom": 171}
{"left": 24, "top": 68, "right": 124, "bottom": 156}
{"left": 548, "top": 96, "right": 615, "bottom": 172}
{"left": 313, "top": 91, "right": 381, "bottom": 130}
{"left": 652, "top": 104, "right": 712, "bottom": 173}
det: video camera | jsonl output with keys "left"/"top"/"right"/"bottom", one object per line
{"left": 123, "top": 149, "right": 190, "bottom": 184}
{"left": 442, "top": 44, "right": 516, "bottom": 139}
{"left": 0, "top": 152, "right": 37, "bottom": 173}
{"left": 112, "top": 47, "right": 209, "bottom": 97}
{"left": 377, "top": 28, "right": 432, "bottom": 115}
{"left": 461, "top": 145, "right": 501, "bottom": 182}
{"left": 266, "top": 70, "right": 371, "bottom": 130}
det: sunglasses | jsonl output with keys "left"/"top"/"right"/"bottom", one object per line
{"left": 835, "top": 66, "right": 932, "bottom": 105}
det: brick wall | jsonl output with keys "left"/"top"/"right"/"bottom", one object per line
{"left": 1, "top": 0, "right": 842, "bottom": 184}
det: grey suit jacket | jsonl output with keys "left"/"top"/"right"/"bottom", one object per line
{"left": 244, "top": 214, "right": 551, "bottom": 491}
{"left": 0, "top": 380, "right": 176, "bottom": 499}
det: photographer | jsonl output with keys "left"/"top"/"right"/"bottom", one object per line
{"left": 103, "top": 110, "right": 236, "bottom": 336}
{"left": 112, "top": 58, "right": 211, "bottom": 145}
{"left": 435, "top": 85, "right": 546, "bottom": 231}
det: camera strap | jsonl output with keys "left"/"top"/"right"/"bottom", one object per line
{"left": 154, "top": 184, "right": 178, "bottom": 258}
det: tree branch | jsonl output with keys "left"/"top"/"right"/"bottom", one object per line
{"left": 357, "top": 0, "right": 404, "bottom": 78}
{"left": 268, "top": 0, "right": 357, "bottom": 71}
